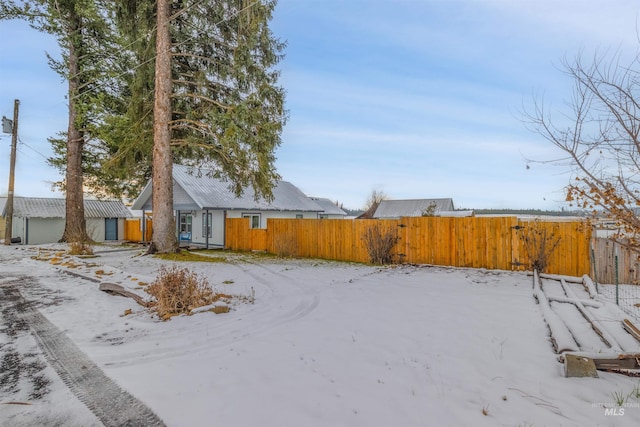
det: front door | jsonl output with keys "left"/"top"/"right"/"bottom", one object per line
{"left": 105, "top": 218, "right": 118, "bottom": 240}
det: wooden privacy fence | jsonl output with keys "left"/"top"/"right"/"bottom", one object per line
{"left": 124, "top": 218, "right": 152, "bottom": 242}
{"left": 225, "top": 217, "right": 591, "bottom": 276}
{"left": 591, "top": 238, "right": 640, "bottom": 284}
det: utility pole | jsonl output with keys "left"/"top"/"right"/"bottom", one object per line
{"left": 4, "top": 99, "right": 19, "bottom": 245}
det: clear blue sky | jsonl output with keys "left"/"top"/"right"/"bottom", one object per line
{"left": 1, "top": 0, "right": 639, "bottom": 210}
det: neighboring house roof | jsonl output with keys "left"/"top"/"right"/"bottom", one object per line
{"left": 438, "top": 210, "right": 474, "bottom": 217}
{"left": 132, "top": 164, "right": 323, "bottom": 212}
{"left": 0, "top": 197, "right": 132, "bottom": 219}
{"left": 373, "top": 198, "right": 455, "bottom": 218}
{"left": 309, "top": 197, "right": 347, "bottom": 216}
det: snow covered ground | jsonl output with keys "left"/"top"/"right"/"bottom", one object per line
{"left": 2, "top": 243, "right": 640, "bottom": 426}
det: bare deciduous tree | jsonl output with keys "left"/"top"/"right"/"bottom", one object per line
{"left": 525, "top": 51, "right": 640, "bottom": 246}
{"left": 357, "top": 189, "right": 387, "bottom": 219}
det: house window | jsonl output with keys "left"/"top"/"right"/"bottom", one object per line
{"left": 243, "top": 213, "right": 261, "bottom": 229}
{"left": 296, "top": 214, "right": 303, "bottom": 219}
{"left": 202, "top": 212, "right": 212, "bottom": 238}
{"left": 319, "top": 214, "right": 329, "bottom": 219}
{"left": 179, "top": 213, "right": 192, "bottom": 233}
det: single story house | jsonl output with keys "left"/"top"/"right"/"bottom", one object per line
{"left": 0, "top": 196, "right": 132, "bottom": 244}
{"left": 131, "top": 164, "right": 329, "bottom": 248}
{"left": 309, "top": 197, "right": 347, "bottom": 219}
{"left": 373, "top": 198, "right": 472, "bottom": 218}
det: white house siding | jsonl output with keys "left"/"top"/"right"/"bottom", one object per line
{"left": 10, "top": 217, "right": 27, "bottom": 244}
{"left": 19, "top": 218, "right": 65, "bottom": 245}
{"left": 189, "top": 210, "right": 225, "bottom": 247}
{"left": 86, "top": 218, "right": 106, "bottom": 241}
{"left": 9, "top": 217, "right": 124, "bottom": 245}
{"left": 319, "top": 213, "right": 347, "bottom": 219}
{"left": 225, "top": 210, "right": 317, "bottom": 229}
{"left": 86, "top": 218, "right": 126, "bottom": 241}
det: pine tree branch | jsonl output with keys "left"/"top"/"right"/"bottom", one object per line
{"left": 170, "top": 92, "right": 231, "bottom": 110}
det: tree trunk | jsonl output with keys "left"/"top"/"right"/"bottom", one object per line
{"left": 149, "top": 0, "right": 177, "bottom": 254}
{"left": 60, "top": 11, "right": 89, "bottom": 245}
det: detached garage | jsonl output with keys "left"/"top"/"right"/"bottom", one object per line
{"left": 0, "top": 197, "right": 132, "bottom": 245}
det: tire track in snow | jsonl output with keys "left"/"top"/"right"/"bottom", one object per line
{"left": 2, "top": 278, "right": 165, "bottom": 427}
{"left": 104, "top": 261, "right": 322, "bottom": 367}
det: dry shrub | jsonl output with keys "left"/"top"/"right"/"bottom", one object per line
{"left": 68, "top": 242, "right": 93, "bottom": 256}
{"left": 274, "top": 232, "right": 297, "bottom": 258}
{"left": 146, "top": 266, "right": 215, "bottom": 320}
{"left": 520, "top": 218, "right": 561, "bottom": 273}
{"left": 362, "top": 223, "right": 400, "bottom": 265}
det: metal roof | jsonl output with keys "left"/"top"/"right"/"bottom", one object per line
{"left": 373, "top": 198, "right": 455, "bottom": 218}
{"left": 132, "top": 164, "right": 323, "bottom": 212}
{"left": 0, "top": 197, "right": 132, "bottom": 219}
{"left": 309, "top": 197, "right": 347, "bottom": 216}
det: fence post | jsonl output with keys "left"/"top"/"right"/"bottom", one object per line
{"left": 590, "top": 245, "right": 598, "bottom": 293}
{"left": 615, "top": 251, "right": 619, "bottom": 306}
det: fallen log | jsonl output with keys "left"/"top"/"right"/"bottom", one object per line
{"left": 559, "top": 279, "right": 621, "bottom": 352}
{"left": 623, "top": 319, "right": 640, "bottom": 342}
{"left": 537, "top": 273, "right": 583, "bottom": 283}
{"left": 99, "top": 282, "right": 151, "bottom": 307}
{"left": 533, "top": 271, "right": 579, "bottom": 353}
{"left": 547, "top": 295, "right": 602, "bottom": 309}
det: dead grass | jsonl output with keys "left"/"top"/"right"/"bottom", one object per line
{"left": 146, "top": 266, "right": 216, "bottom": 320}
{"left": 154, "top": 251, "right": 227, "bottom": 263}
{"left": 68, "top": 242, "right": 93, "bottom": 256}
{"left": 94, "top": 269, "right": 113, "bottom": 276}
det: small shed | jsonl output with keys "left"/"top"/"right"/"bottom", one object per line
{"left": 0, "top": 197, "right": 132, "bottom": 244}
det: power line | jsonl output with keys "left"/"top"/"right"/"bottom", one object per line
{"left": 17, "top": 137, "right": 50, "bottom": 160}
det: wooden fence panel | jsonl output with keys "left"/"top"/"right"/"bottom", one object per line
{"left": 226, "top": 218, "right": 266, "bottom": 251}
{"left": 353, "top": 220, "right": 380, "bottom": 263}
{"left": 124, "top": 219, "right": 140, "bottom": 242}
{"left": 124, "top": 218, "right": 153, "bottom": 242}
{"left": 513, "top": 219, "right": 591, "bottom": 277}
{"left": 124, "top": 219, "right": 135, "bottom": 241}
{"left": 224, "top": 216, "right": 591, "bottom": 276}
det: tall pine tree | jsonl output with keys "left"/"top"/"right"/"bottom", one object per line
{"left": 115, "top": 0, "right": 287, "bottom": 253}
{"left": 1, "top": 0, "right": 116, "bottom": 248}
{"left": 3, "top": 1, "right": 287, "bottom": 253}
